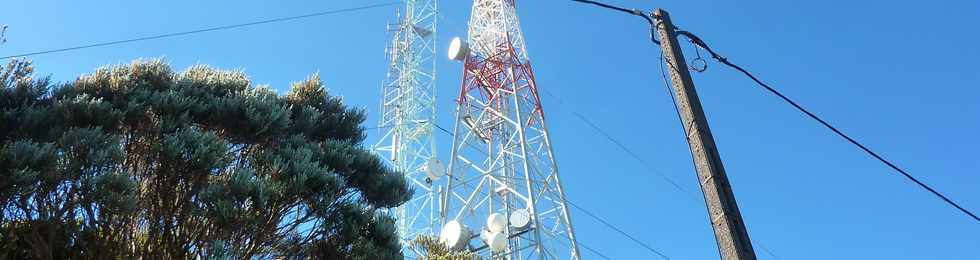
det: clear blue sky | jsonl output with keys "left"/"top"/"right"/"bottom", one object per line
{"left": 4, "top": 0, "right": 979, "bottom": 258}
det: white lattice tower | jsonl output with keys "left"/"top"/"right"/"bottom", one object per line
{"left": 373, "top": 0, "right": 439, "bottom": 255}
{"left": 441, "top": 0, "right": 581, "bottom": 259}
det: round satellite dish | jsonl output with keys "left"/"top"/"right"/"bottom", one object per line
{"left": 509, "top": 209, "right": 531, "bottom": 230}
{"left": 439, "top": 220, "right": 471, "bottom": 251}
{"left": 486, "top": 231, "right": 507, "bottom": 253}
{"left": 448, "top": 37, "right": 469, "bottom": 61}
{"left": 425, "top": 158, "right": 446, "bottom": 180}
{"left": 486, "top": 213, "right": 508, "bottom": 233}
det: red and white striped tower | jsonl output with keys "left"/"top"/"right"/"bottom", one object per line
{"left": 440, "top": 1, "right": 581, "bottom": 259}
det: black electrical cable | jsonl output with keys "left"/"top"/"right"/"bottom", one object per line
{"left": 558, "top": 230, "right": 615, "bottom": 260}
{"left": 565, "top": 198, "right": 672, "bottom": 260}
{"left": 430, "top": 121, "right": 670, "bottom": 259}
{"left": 674, "top": 30, "right": 980, "bottom": 223}
{"left": 568, "top": 2, "right": 978, "bottom": 260}
{"left": 569, "top": 0, "right": 660, "bottom": 45}
{"left": 661, "top": 48, "right": 786, "bottom": 260}
{"left": 570, "top": 110, "right": 691, "bottom": 196}
{"left": 364, "top": 121, "right": 438, "bottom": 131}
{"left": 0, "top": 0, "right": 665, "bottom": 257}
{"left": 569, "top": 0, "right": 634, "bottom": 13}
{"left": 0, "top": 2, "right": 399, "bottom": 60}
{"left": 577, "top": 242, "right": 614, "bottom": 260}
{"left": 435, "top": 16, "right": 675, "bottom": 258}
{"left": 435, "top": 10, "right": 669, "bottom": 258}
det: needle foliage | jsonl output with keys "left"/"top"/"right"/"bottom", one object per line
{"left": 411, "top": 235, "right": 479, "bottom": 260}
{"left": 0, "top": 59, "right": 412, "bottom": 259}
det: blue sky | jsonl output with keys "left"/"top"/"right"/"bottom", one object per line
{"left": 3, "top": 0, "right": 979, "bottom": 258}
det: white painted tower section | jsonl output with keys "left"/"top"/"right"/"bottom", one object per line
{"left": 441, "top": 0, "right": 581, "bottom": 259}
{"left": 374, "top": 0, "right": 439, "bottom": 256}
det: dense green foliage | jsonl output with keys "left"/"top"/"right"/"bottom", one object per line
{"left": 411, "top": 236, "right": 479, "bottom": 260}
{"left": 0, "top": 59, "right": 412, "bottom": 259}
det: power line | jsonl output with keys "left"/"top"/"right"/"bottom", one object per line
{"left": 565, "top": 199, "right": 671, "bottom": 260}
{"left": 660, "top": 52, "right": 786, "bottom": 260}
{"left": 388, "top": 11, "right": 621, "bottom": 260}
{"left": 365, "top": 122, "right": 418, "bottom": 131}
{"left": 375, "top": 27, "right": 619, "bottom": 258}
{"left": 429, "top": 121, "right": 668, "bottom": 260}
{"left": 429, "top": 11, "right": 658, "bottom": 258}
{"left": 452, "top": 175, "right": 618, "bottom": 260}
{"left": 572, "top": 110, "right": 690, "bottom": 196}
{"left": 437, "top": 8, "right": 679, "bottom": 237}
{"left": 0, "top": 1, "right": 779, "bottom": 256}
{"left": 0, "top": 2, "right": 399, "bottom": 60}
{"left": 556, "top": 232, "right": 614, "bottom": 260}
{"left": 570, "top": 1, "right": 796, "bottom": 259}
{"left": 4, "top": 0, "right": 655, "bottom": 257}
{"left": 433, "top": 17, "right": 672, "bottom": 257}
{"left": 537, "top": 83, "right": 699, "bottom": 200}
{"left": 674, "top": 30, "right": 980, "bottom": 223}
{"left": 535, "top": 90, "right": 681, "bottom": 259}
{"left": 571, "top": 4, "right": 976, "bottom": 260}
{"left": 431, "top": 122, "right": 453, "bottom": 136}
{"left": 365, "top": 120, "right": 446, "bottom": 131}
{"left": 569, "top": 0, "right": 660, "bottom": 45}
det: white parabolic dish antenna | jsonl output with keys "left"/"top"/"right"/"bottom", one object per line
{"left": 425, "top": 158, "right": 446, "bottom": 180}
{"left": 439, "top": 220, "right": 471, "bottom": 251}
{"left": 486, "top": 232, "right": 507, "bottom": 253}
{"left": 448, "top": 37, "right": 469, "bottom": 61}
{"left": 486, "top": 213, "right": 507, "bottom": 233}
{"left": 479, "top": 229, "right": 508, "bottom": 253}
{"left": 510, "top": 209, "right": 531, "bottom": 229}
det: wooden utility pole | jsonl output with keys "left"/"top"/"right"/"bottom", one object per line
{"left": 654, "top": 9, "right": 758, "bottom": 260}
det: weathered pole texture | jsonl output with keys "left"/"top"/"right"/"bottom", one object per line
{"left": 654, "top": 9, "right": 758, "bottom": 260}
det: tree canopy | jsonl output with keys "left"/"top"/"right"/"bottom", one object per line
{"left": 0, "top": 58, "right": 412, "bottom": 259}
{"left": 411, "top": 235, "right": 479, "bottom": 260}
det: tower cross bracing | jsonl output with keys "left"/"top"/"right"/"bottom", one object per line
{"left": 374, "top": 0, "right": 439, "bottom": 256}
{"left": 441, "top": 1, "right": 581, "bottom": 259}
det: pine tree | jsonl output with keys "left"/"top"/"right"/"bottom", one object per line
{"left": 0, "top": 59, "right": 412, "bottom": 259}
{"left": 411, "top": 235, "right": 480, "bottom": 260}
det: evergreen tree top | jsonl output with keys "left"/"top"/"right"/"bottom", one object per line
{"left": 1, "top": 58, "right": 412, "bottom": 259}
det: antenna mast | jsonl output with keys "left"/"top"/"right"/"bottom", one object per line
{"left": 374, "top": 0, "right": 439, "bottom": 256}
{"left": 440, "top": 0, "right": 581, "bottom": 258}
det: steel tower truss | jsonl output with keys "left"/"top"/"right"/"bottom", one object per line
{"left": 374, "top": 0, "right": 439, "bottom": 254}
{"left": 442, "top": 0, "right": 580, "bottom": 259}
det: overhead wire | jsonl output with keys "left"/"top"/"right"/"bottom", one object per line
{"left": 0, "top": 1, "right": 694, "bottom": 257}
{"left": 674, "top": 30, "right": 980, "bottom": 223}
{"left": 660, "top": 51, "right": 785, "bottom": 260}
{"left": 569, "top": 0, "right": 659, "bottom": 45}
{"left": 572, "top": 111, "right": 692, "bottom": 196}
{"left": 365, "top": 121, "right": 429, "bottom": 131}
{"left": 0, "top": 2, "right": 400, "bottom": 60}
{"left": 413, "top": 2, "right": 800, "bottom": 259}
{"left": 574, "top": 1, "right": 977, "bottom": 259}
{"left": 377, "top": 10, "right": 626, "bottom": 260}
{"left": 428, "top": 122, "right": 621, "bottom": 259}
{"left": 433, "top": 11, "right": 671, "bottom": 259}
{"left": 540, "top": 89, "right": 696, "bottom": 200}
{"left": 564, "top": 198, "right": 671, "bottom": 260}
{"left": 575, "top": 241, "right": 614, "bottom": 260}
{"left": 570, "top": 1, "right": 796, "bottom": 259}
{"left": 429, "top": 121, "right": 667, "bottom": 259}
{"left": 2, "top": 3, "right": 625, "bottom": 257}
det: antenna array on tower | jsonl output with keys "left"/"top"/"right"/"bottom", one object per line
{"left": 439, "top": 0, "right": 582, "bottom": 258}
{"left": 373, "top": 0, "right": 440, "bottom": 257}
